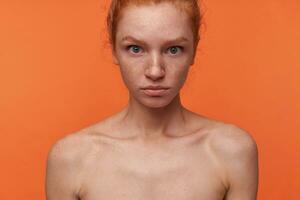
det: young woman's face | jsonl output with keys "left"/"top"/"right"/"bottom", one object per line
{"left": 113, "top": 2, "right": 195, "bottom": 108}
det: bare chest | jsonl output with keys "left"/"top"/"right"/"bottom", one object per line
{"left": 78, "top": 140, "right": 227, "bottom": 200}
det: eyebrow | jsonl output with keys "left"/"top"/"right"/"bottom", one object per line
{"left": 121, "top": 36, "right": 189, "bottom": 46}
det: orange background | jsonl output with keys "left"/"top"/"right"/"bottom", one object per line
{"left": 0, "top": 0, "right": 299, "bottom": 199}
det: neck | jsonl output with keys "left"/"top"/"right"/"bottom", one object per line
{"left": 120, "top": 93, "right": 189, "bottom": 140}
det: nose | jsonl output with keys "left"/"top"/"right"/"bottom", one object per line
{"left": 145, "top": 52, "right": 165, "bottom": 81}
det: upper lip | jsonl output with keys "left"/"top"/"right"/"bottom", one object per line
{"left": 142, "top": 85, "right": 170, "bottom": 90}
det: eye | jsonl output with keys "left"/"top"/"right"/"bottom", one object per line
{"left": 167, "top": 46, "right": 183, "bottom": 55}
{"left": 127, "top": 45, "right": 142, "bottom": 54}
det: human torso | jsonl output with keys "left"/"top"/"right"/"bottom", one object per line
{"left": 75, "top": 122, "right": 227, "bottom": 200}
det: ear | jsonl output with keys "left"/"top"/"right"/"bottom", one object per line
{"left": 190, "top": 54, "right": 196, "bottom": 66}
{"left": 190, "top": 57, "right": 195, "bottom": 66}
{"left": 112, "top": 50, "right": 119, "bottom": 65}
{"left": 190, "top": 46, "right": 198, "bottom": 66}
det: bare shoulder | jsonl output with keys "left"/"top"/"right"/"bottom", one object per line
{"left": 207, "top": 122, "right": 258, "bottom": 162}
{"left": 191, "top": 114, "right": 258, "bottom": 164}
{"left": 47, "top": 114, "right": 119, "bottom": 164}
{"left": 205, "top": 121, "right": 259, "bottom": 198}
{"left": 46, "top": 128, "right": 96, "bottom": 199}
{"left": 191, "top": 113, "right": 257, "bottom": 150}
{"left": 47, "top": 129, "right": 91, "bottom": 165}
{"left": 46, "top": 123, "right": 110, "bottom": 174}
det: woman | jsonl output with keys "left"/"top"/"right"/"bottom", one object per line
{"left": 46, "top": 0, "right": 259, "bottom": 199}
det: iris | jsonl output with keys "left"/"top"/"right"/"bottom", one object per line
{"left": 169, "top": 47, "right": 179, "bottom": 54}
{"left": 129, "top": 45, "right": 141, "bottom": 54}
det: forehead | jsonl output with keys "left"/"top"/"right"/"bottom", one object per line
{"left": 116, "top": 2, "right": 193, "bottom": 43}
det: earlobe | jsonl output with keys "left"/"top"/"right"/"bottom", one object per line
{"left": 190, "top": 58, "right": 195, "bottom": 66}
{"left": 113, "top": 56, "right": 119, "bottom": 65}
{"left": 190, "top": 56, "right": 195, "bottom": 66}
{"left": 112, "top": 51, "right": 119, "bottom": 65}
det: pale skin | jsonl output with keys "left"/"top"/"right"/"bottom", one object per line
{"left": 46, "top": 2, "right": 259, "bottom": 200}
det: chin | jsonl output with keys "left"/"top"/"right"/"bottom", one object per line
{"left": 142, "top": 100, "right": 171, "bottom": 108}
{"left": 138, "top": 94, "right": 178, "bottom": 109}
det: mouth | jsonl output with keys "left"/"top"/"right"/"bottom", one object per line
{"left": 141, "top": 85, "right": 170, "bottom": 90}
{"left": 141, "top": 88, "right": 170, "bottom": 97}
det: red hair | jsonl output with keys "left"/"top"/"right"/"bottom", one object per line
{"left": 106, "top": 0, "right": 202, "bottom": 53}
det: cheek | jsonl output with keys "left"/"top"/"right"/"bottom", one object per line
{"left": 118, "top": 63, "right": 143, "bottom": 90}
{"left": 119, "top": 67, "right": 135, "bottom": 85}
{"left": 169, "top": 55, "right": 192, "bottom": 79}
{"left": 171, "top": 66, "right": 190, "bottom": 85}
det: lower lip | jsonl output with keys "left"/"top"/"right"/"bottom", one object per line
{"left": 142, "top": 89, "right": 169, "bottom": 97}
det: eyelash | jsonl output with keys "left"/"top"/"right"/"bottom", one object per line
{"left": 126, "top": 45, "right": 184, "bottom": 55}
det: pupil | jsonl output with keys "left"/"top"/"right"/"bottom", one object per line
{"left": 171, "top": 47, "right": 178, "bottom": 54}
{"left": 132, "top": 46, "right": 139, "bottom": 53}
